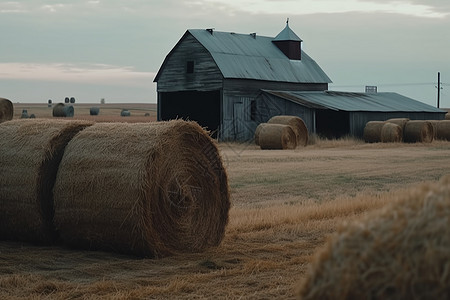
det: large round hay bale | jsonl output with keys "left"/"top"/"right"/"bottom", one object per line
{"left": 52, "top": 103, "right": 74, "bottom": 117}
{"left": 363, "top": 121, "right": 385, "bottom": 143}
{"left": 53, "top": 120, "right": 230, "bottom": 257}
{"left": 254, "top": 123, "right": 264, "bottom": 145}
{"left": 435, "top": 120, "right": 450, "bottom": 140}
{"left": 0, "top": 98, "right": 13, "bottom": 123}
{"left": 403, "top": 120, "right": 434, "bottom": 143}
{"left": 298, "top": 175, "right": 450, "bottom": 300}
{"left": 89, "top": 107, "right": 100, "bottom": 116}
{"left": 267, "top": 115, "right": 308, "bottom": 147}
{"left": 427, "top": 120, "right": 439, "bottom": 139}
{"left": 380, "top": 122, "right": 402, "bottom": 143}
{"left": 257, "top": 123, "right": 297, "bottom": 150}
{"left": 445, "top": 113, "right": 450, "bottom": 120}
{"left": 0, "top": 119, "right": 93, "bottom": 243}
{"left": 385, "top": 118, "right": 409, "bottom": 131}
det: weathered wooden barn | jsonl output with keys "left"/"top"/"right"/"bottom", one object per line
{"left": 154, "top": 23, "right": 445, "bottom": 140}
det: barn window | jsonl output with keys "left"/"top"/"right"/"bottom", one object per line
{"left": 250, "top": 100, "right": 257, "bottom": 121}
{"left": 186, "top": 61, "right": 194, "bottom": 74}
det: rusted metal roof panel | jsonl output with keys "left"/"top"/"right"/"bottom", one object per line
{"left": 263, "top": 90, "right": 445, "bottom": 113}
{"left": 188, "top": 29, "right": 331, "bottom": 84}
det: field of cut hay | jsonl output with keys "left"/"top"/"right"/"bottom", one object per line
{"left": 1, "top": 104, "right": 450, "bottom": 299}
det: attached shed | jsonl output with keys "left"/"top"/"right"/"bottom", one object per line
{"left": 154, "top": 22, "right": 331, "bottom": 140}
{"left": 257, "top": 90, "right": 446, "bottom": 138}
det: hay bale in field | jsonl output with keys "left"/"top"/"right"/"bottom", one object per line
{"left": 52, "top": 103, "right": 74, "bottom": 117}
{"left": 435, "top": 120, "right": 450, "bottom": 140}
{"left": 385, "top": 118, "right": 409, "bottom": 131}
{"left": 380, "top": 122, "right": 402, "bottom": 143}
{"left": 427, "top": 120, "right": 439, "bottom": 139}
{"left": 298, "top": 175, "right": 450, "bottom": 300}
{"left": 120, "top": 109, "right": 131, "bottom": 117}
{"left": 267, "top": 115, "right": 308, "bottom": 147}
{"left": 445, "top": 113, "right": 450, "bottom": 120}
{"left": 0, "top": 98, "right": 13, "bottom": 123}
{"left": 363, "top": 121, "right": 385, "bottom": 143}
{"left": 0, "top": 119, "right": 93, "bottom": 243}
{"left": 403, "top": 120, "right": 434, "bottom": 143}
{"left": 90, "top": 107, "right": 100, "bottom": 116}
{"left": 53, "top": 120, "right": 230, "bottom": 257}
{"left": 257, "top": 123, "right": 297, "bottom": 150}
{"left": 254, "top": 123, "right": 264, "bottom": 145}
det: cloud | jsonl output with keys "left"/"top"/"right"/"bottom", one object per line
{"left": 196, "top": 0, "right": 449, "bottom": 18}
{"left": 0, "top": 63, "right": 155, "bottom": 87}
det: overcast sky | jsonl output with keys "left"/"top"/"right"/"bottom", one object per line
{"left": 0, "top": 0, "right": 449, "bottom": 107}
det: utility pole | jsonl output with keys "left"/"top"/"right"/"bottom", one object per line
{"left": 437, "top": 72, "right": 441, "bottom": 108}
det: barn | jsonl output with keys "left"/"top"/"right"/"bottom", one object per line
{"left": 154, "top": 22, "right": 445, "bottom": 141}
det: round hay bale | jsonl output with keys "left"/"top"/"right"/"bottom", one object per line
{"left": 380, "top": 122, "right": 402, "bottom": 143}
{"left": 258, "top": 123, "right": 297, "bottom": 150}
{"left": 120, "top": 109, "right": 131, "bottom": 117}
{"left": 254, "top": 123, "right": 265, "bottom": 145}
{"left": 363, "top": 121, "right": 385, "bottom": 143}
{"left": 0, "top": 119, "right": 93, "bottom": 243}
{"left": 403, "top": 120, "right": 434, "bottom": 143}
{"left": 267, "top": 115, "right": 308, "bottom": 147}
{"left": 427, "top": 120, "right": 439, "bottom": 139}
{"left": 29, "top": 114, "right": 36, "bottom": 119}
{"left": 298, "top": 175, "right": 450, "bottom": 300}
{"left": 435, "top": 120, "right": 450, "bottom": 141}
{"left": 385, "top": 118, "right": 409, "bottom": 131}
{"left": 52, "top": 103, "right": 74, "bottom": 117}
{"left": 0, "top": 98, "right": 13, "bottom": 123}
{"left": 89, "top": 107, "right": 100, "bottom": 116}
{"left": 445, "top": 113, "right": 450, "bottom": 120}
{"left": 53, "top": 120, "right": 230, "bottom": 257}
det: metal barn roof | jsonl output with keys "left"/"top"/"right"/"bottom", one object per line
{"left": 155, "top": 29, "right": 331, "bottom": 84}
{"left": 262, "top": 90, "right": 445, "bottom": 113}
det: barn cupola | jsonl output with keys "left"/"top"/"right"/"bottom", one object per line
{"left": 272, "top": 19, "right": 302, "bottom": 60}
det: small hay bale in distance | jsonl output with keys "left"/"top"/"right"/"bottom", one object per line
{"left": 0, "top": 98, "right": 13, "bottom": 123}
{"left": 53, "top": 120, "right": 230, "bottom": 257}
{"left": 380, "top": 122, "right": 402, "bottom": 143}
{"left": 267, "top": 115, "right": 308, "bottom": 147}
{"left": 120, "top": 109, "right": 131, "bottom": 117}
{"left": 0, "top": 119, "right": 93, "bottom": 243}
{"left": 435, "top": 120, "right": 450, "bottom": 140}
{"left": 257, "top": 123, "right": 297, "bottom": 150}
{"left": 298, "top": 175, "right": 450, "bottom": 300}
{"left": 89, "top": 107, "right": 100, "bottom": 116}
{"left": 21, "top": 109, "right": 29, "bottom": 119}
{"left": 403, "top": 120, "right": 434, "bottom": 143}
{"left": 52, "top": 103, "right": 74, "bottom": 117}
{"left": 363, "top": 121, "right": 385, "bottom": 143}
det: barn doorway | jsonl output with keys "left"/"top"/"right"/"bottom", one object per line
{"left": 159, "top": 90, "right": 221, "bottom": 137}
{"left": 316, "top": 109, "right": 349, "bottom": 139}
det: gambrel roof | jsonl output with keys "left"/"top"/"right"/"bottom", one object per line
{"left": 154, "top": 29, "right": 331, "bottom": 84}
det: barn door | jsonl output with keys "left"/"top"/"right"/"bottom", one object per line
{"left": 233, "top": 102, "right": 245, "bottom": 140}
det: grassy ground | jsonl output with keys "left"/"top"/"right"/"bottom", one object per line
{"left": 1, "top": 105, "right": 450, "bottom": 299}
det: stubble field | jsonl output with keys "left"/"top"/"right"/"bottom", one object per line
{"left": 1, "top": 103, "right": 450, "bottom": 299}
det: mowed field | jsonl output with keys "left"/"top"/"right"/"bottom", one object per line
{"left": 1, "top": 103, "right": 450, "bottom": 299}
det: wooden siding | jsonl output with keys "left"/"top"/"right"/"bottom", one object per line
{"left": 156, "top": 34, "right": 223, "bottom": 92}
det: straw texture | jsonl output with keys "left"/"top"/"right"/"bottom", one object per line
{"left": 363, "top": 121, "right": 385, "bottom": 143}
{"left": 298, "top": 175, "right": 450, "bottom": 300}
{"left": 0, "top": 119, "right": 93, "bottom": 243}
{"left": 0, "top": 98, "right": 13, "bottom": 123}
{"left": 385, "top": 118, "right": 409, "bottom": 131}
{"left": 435, "top": 120, "right": 450, "bottom": 140}
{"left": 267, "top": 115, "right": 308, "bottom": 147}
{"left": 53, "top": 120, "right": 230, "bottom": 257}
{"left": 380, "top": 122, "right": 402, "bottom": 143}
{"left": 403, "top": 120, "right": 434, "bottom": 143}
{"left": 257, "top": 123, "right": 297, "bottom": 150}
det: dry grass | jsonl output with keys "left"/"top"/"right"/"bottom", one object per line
{"left": 1, "top": 105, "right": 450, "bottom": 299}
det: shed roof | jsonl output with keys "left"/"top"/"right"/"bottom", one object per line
{"left": 154, "top": 29, "right": 331, "bottom": 84}
{"left": 262, "top": 90, "right": 445, "bottom": 113}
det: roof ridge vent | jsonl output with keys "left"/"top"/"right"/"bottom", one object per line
{"left": 206, "top": 28, "right": 214, "bottom": 35}
{"left": 250, "top": 32, "right": 256, "bottom": 39}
